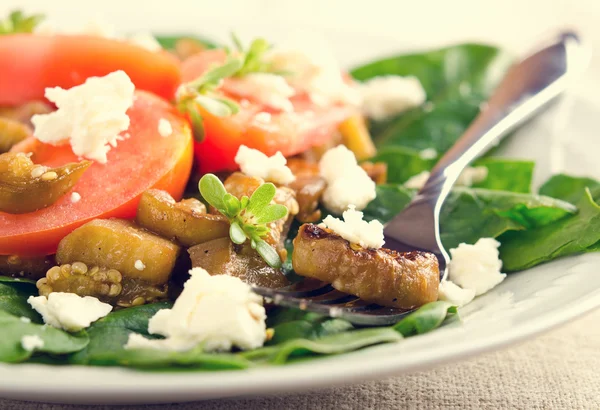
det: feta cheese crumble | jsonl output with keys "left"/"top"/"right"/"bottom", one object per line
{"left": 125, "top": 267, "right": 267, "bottom": 352}
{"left": 128, "top": 31, "right": 162, "bottom": 52}
{"left": 227, "top": 73, "right": 295, "bottom": 112}
{"left": 31, "top": 71, "right": 135, "bottom": 164}
{"left": 20, "top": 335, "right": 45, "bottom": 352}
{"left": 157, "top": 118, "right": 173, "bottom": 137}
{"left": 27, "top": 293, "right": 113, "bottom": 332}
{"left": 404, "top": 170, "right": 431, "bottom": 190}
{"left": 419, "top": 148, "right": 438, "bottom": 160}
{"left": 70, "top": 192, "right": 81, "bottom": 203}
{"left": 234, "top": 145, "right": 295, "bottom": 185}
{"left": 448, "top": 238, "right": 506, "bottom": 296}
{"left": 358, "top": 75, "right": 426, "bottom": 120}
{"left": 404, "top": 166, "right": 489, "bottom": 190}
{"left": 438, "top": 280, "right": 476, "bottom": 307}
{"left": 20, "top": 316, "right": 31, "bottom": 324}
{"left": 322, "top": 205, "right": 385, "bottom": 249}
{"left": 134, "top": 260, "right": 146, "bottom": 271}
{"left": 319, "top": 145, "right": 376, "bottom": 214}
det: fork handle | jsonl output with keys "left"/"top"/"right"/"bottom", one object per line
{"left": 423, "top": 31, "right": 585, "bottom": 208}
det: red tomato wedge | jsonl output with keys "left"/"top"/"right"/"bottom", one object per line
{"left": 0, "top": 91, "right": 193, "bottom": 256}
{"left": 181, "top": 50, "right": 356, "bottom": 174}
{"left": 0, "top": 34, "right": 181, "bottom": 106}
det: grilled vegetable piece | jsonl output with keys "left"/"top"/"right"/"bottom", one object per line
{"left": 287, "top": 158, "right": 327, "bottom": 223}
{"left": 0, "top": 117, "right": 30, "bottom": 153}
{"left": 0, "top": 152, "right": 91, "bottom": 214}
{"left": 338, "top": 114, "right": 376, "bottom": 160}
{"left": 361, "top": 161, "right": 388, "bottom": 185}
{"left": 189, "top": 237, "right": 290, "bottom": 288}
{"left": 223, "top": 172, "right": 299, "bottom": 261}
{"left": 0, "top": 254, "right": 55, "bottom": 280}
{"left": 36, "top": 263, "right": 168, "bottom": 307}
{"left": 136, "top": 189, "right": 229, "bottom": 247}
{"left": 292, "top": 224, "right": 440, "bottom": 309}
{"left": 0, "top": 101, "right": 52, "bottom": 128}
{"left": 56, "top": 219, "right": 180, "bottom": 285}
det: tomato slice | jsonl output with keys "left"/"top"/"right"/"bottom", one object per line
{"left": 0, "top": 91, "right": 193, "bottom": 256}
{"left": 181, "top": 50, "right": 356, "bottom": 174}
{"left": 0, "top": 34, "right": 181, "bottom": 106}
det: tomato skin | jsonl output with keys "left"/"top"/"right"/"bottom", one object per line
{"left": 0, "top": 34, "right": 181, "bottom": 106}
{"left": 0, "top": 91, "right": 193, "bottom": 256}
{"left": 181, "top": 50, "right": 356, "bottom": 174}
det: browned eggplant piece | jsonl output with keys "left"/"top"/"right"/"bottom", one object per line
{"left": 56, "top": 218, "right": 180, "bottom": 286}
{"left": 223, "top": 172, "right": 299, "bottom": 261}
{"left": 287, "top": 158, "right": 327, "bottom": 223}
{"left": 0, "top": 152, "right": 91, "bottom": 214}
{"left": 37, "top": 262, "right": 168, "bottom": 307}
{"left": 292, "top": 224, "right": 439, "bottom": 309}
{"left": 189, "top": 237, "right": 290, "bottom": 288}
{"left": 0, "top": 254, "right": 55, "bottom": 280}
{"left": 136, "top": 189, "right": 229, "bottom": 247}
{"left": 360, "top": 161, "right": 388, "bottom": 185}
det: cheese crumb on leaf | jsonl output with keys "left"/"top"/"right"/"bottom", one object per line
{"left": 319, "top": 145, "right": 376, "bottom": 214}
{"left": 359, "top": 75, "right": 426, "bottom": 120}
{"left": 21, "top": 335, "right": 45, "bottom": 352}
{"left": 234, "top": 145, "right": 295, "bottom": 185}
{"left": 404, "top": 166, "right": 489, "bottom": 190}
{"left": 31, "top": 70, "right": 135, "bottom": 164}
{"left": 322, "top": 205, "right": 385, "bottom": 249}
{"left": 438, "top": 280, "right": 476, "bottom": 307}
{"left": 27, "top": 293, "right": 112, "bottom": 332}
{"left": 448, "top": 238, "right": 506, "bottom": 296}
{"left": 125, "top": 267, "right": 267, "bottom": 352}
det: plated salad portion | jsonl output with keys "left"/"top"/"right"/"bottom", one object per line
{"left": 1, "top": 10, "right": 599, "bottom": 370}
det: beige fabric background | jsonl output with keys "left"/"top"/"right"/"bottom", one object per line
{"left": 1, "top": 309, "right": 598, "bottom": 409}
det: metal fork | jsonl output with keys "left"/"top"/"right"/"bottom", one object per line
{"left": 253, "top": 31, "right": 586, "bottom": 325}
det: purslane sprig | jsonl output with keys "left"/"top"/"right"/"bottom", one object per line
{"left": 0, "top": 10, "right": 45, "bottom": 35}
{"left": 199, "top": 174, "right": 288, "bottom": 268}
{"left": 176, "top": 34, "right": 276, "bottom": 142}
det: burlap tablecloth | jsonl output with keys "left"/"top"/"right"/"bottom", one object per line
{"left": 1, "top": 308, "right": 598, "bottom": 409}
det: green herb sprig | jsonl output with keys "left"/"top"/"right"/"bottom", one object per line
{"left": 199, "top": 174, "right": 288, "bottom": 268}
{"left": 0, "top": 10, "right": 45, "bottom": 35}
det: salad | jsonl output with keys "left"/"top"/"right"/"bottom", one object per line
{"left": 0, "top": 10, "right": 599, "bottom": 370}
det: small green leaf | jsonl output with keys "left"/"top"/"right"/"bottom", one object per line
{"left": 198, "top": 174, "right": 228, "bottom": 212}
{"left": 223, "top": 193, "right": 241, "bottom": 217}
{"left": 255, "top": 204, "right": 288, "bottom": 224}
{"left": 246, "top": 183, "right": 277, "bottom": 215}
{"left": 0, "top": 10, "right": 45, "bottom": 35}
{"left": 240, "top": 196, "right": 250, "bottom": 209}
{"left": 214, "top": 97, "right": 240, "bottom": 115}
{"left": 231, "top": 32, "right": 244, "bottom": 52}
{"left": 254, "top": 239, "right": 282, "bottom": 268}
{"left": 393, "top": 301, "right": 457, "bottom": 337}
{"left": 189, "top": 57, "right": 243, "bottom": 90}
{"left": 230, "top": 221, "right": 247, "bottom": 244}
{"left": 195, "top": 95, "right": 234, "bottom": 117}
{"left": 185, "top": 102, "right": 205, "bottom": 142}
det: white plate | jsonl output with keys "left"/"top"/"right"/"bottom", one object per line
{"left": 1, "top": 0, "right": 600, "bottom": 404}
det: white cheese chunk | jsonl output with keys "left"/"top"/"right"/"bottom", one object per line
{"left": 234, "top": 145, "right": 295, "bottom": 185}
{"left": 19, "top": 316, "right": 31, "bottom": 324}
{"left": 157, "top": 118, "right": 173, "bottom": 137}
{"left": 438, "top": 280, "right": 476, "bottom": 307}
{"left": 419, "top": 148, "right": 438, "bottom": 160}
{"left": 358, "top": 75, "right": 426, "bottom": 120}
{"left": 128, "top": 31, "right": 162, "bottom": 52}
{"left": 31, "top": 71, "right": 135, "bottom": 164}
{"left": 70, "top": 192, "right": 81, "bottom": 203}
{"left": 20, "top": 335, "right": 45, "bottom": 352}
{"left": 322, "top": 205, "right": 384, "bottom": 249}
{"left": 134, "top": 260, "right": 146, "bottom": 271}
{"left": 227, "top": 73, "right": 295, "bottom": 112}
{"left": 27, "top": 293, "right": 112, "bottom": 332}
{"left": 319, "top": 145, "right": 376, "bottom": 214}
{"left": 404, "top": 170, "right": 431, "bottom": 190}
{"left": 448, "top": 238, "right": 506, "bottom": 296}
{"left": 125, "top": 267, "right": 266, "bottom": 352}
{"left": 404, "top": 166, "right": 489, "bottom": 190}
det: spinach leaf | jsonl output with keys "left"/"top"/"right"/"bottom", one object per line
{"left": 362, "top": 184, "right": 415, "bottom": 223}
{"left": 0, "top": 310, "right": 88, "bottom": 363}
{"left": 0, "top": 282, "right": 41, "bottom": 323}
{"left": 69, "top": 302, "right": 171, "bottom": 365}
{"left": 472, "top": 158, "right": 534, "bottom": 193}
{"left": 539, "top": 174, "right": 600, "bottom": 203}
{"left": 370, "top": 146, "right": 437, "bottom": 184}
{"left": 155, "top": 34, "right": 217, "bottom": 50}
{"left": 0, "top": 276, "right": 36, "bottom": 285}
{"left": 266, "top": 308, "right": 354, "bottom": 345}
{"left": 352, "top": 44, "right": 512, "bottom": 153}
{"left": 394, "top": 301, "right": 457, "bottom": 336}
{"left": 500, "top": 189, "right": 600, "bottom": 271}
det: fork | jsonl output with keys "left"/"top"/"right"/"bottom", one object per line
{"left": 253, "top": 30, "right": 586, "bottom": 325}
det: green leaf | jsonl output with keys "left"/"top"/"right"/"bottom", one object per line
{"left": 198, "top": 174, "right": 228, "bottom": 212}
{"left": 352, "top": 44, "right": 512, "bottom": 154}
{"left": 246, "top": 182, "right": 277, "bottom": 215}
{"left": 189, "top": 57, "right": 243, "bottom": 90}
{"left": 500, "top": 189, "right": 600, "bottom": 271}
{"left": 539, "top": 174, "right": 600, "bottom": 204}
{"left": 255, "top": 204, "right": 288, "bottom": 224}
{"left": 265, "top": 308, "right": 354, "bottom": 345}
{"left": 0, "top": 310, "right": 88, "bottom": 363}
{"left": 185, "top": 101, "right": 206, "bottom": 142}
{"left": 223, "top": 193, "right": 242, "bottom": 217}
{"left": 369, "top": 146, "right": 437, "bottom": 184}
{"left": 229, "top": 221, "right": 247, "bottom": 245}
{"left": 472, "top": 158, "right": 535, "bottom": 193}
{"left": 195, "top": 95, "right": 235, "bottom": 117}
{"left": 0, "top": 276, "right": 36, "bottom": 285}
{"left": 393, "top": 301, "right": 457, "bottom": 337}
{"left": 0, "top": 10, "right": 45, "bottom": 35}
{"left": 0, "top": 282, "right": 41, "bottom": 323}
{"left": 214, "top": 97, "right": 240, "bottom": 115}
{"left": 231, "top": 32, "right": 244, "bottom": 52}
{"left": 154, "top": 34, "right": 218, "bottom": 50}
{"left": 254, "top": 239, "right": 282, "bottom": 269}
